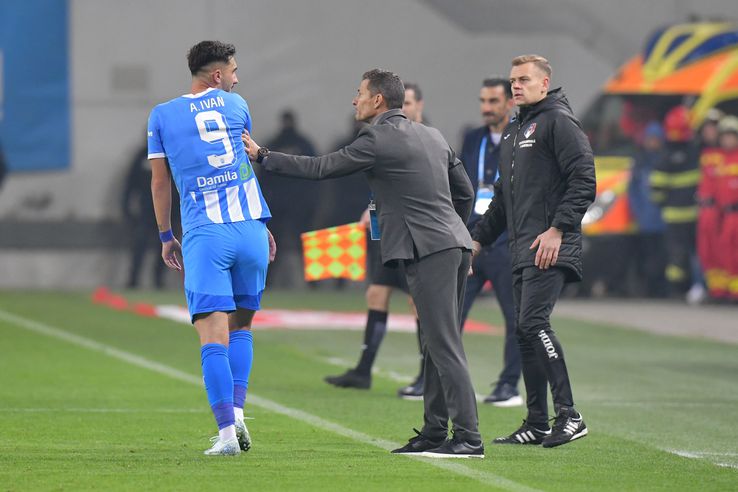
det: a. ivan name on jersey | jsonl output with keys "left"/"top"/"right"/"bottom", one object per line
{"left": 189, "top": 96, "right": 226, "bottom": 112}
{"left": 197, "top": 170, "right": 238, "bottom": 188}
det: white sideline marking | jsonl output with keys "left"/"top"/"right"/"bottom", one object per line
{"left": 666, "top": 449, "right": 738, "bottom": 469}
{"left": 0, "top": 309, "right": 538, "bottom": 492}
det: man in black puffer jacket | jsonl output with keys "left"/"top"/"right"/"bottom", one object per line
{"left": 472, "top": 54, "right": 596, "bottom": 449}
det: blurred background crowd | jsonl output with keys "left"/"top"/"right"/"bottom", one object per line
{"left": 1, "top": 0, "right": 737, "bottom": 306}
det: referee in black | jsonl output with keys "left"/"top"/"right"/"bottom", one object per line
{"left": 472, "top": 55, "right": 595, "bottom": 448}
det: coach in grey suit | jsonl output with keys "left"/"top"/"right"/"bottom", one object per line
{"left": 243, "top": 69, "right": 484, "bottom": 458}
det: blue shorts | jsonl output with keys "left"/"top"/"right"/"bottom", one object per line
{"left": 182, "top": 220, "right": 269, "bottom": 322}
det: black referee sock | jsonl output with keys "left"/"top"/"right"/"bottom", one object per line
{"left": 355, "top": 310, "right": 388, "bottom": 376}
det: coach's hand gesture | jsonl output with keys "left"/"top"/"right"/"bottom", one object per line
{"left": 242, "top": 130, "right": 260, "bottom": 161}
{"left": 530, "top": 227, "right": 562, "bottom": 270}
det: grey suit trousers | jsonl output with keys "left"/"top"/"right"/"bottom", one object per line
{"left": 403, "top": 247, "right": 480, "bottom": 442}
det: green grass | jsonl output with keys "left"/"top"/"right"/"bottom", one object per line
{"left": 0, "top": 290, "right": 736, "bottom": 491}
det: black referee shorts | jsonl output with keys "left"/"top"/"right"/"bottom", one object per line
{"left": 367, "top": 239, "right": 408, "bottom": 292}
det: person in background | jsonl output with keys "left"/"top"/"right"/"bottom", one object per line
{"left": 650, "top": 105, "right": 704, "bottom": 303}
{"left": 260, "top": 110, "right": 319, "bottom": 287}
{"left": 715, "top": 116, "right": 738, "bottom": 301}
{"left": 458, "top": 77, "right": 521, "bottom": 407}
{"left": 628, "top": 122, "right": 668, "bottom": 297}
{"left": 393, "top": 82, "right": 426, "bottom": 399}
{"left": 266, "top": 109, "right": 317, "bottom": 156}
{"left": 122, "top": 142, "right": 180, "bottom": 289}
{"left": 697, "top": 113, "right": 726, "bottom": 299}
{"left": 698, "top": 109, "right": 723, "bottom": 150}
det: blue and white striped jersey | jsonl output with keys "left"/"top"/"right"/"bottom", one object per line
{"left": 147, "top": 87, "right": 271, "bottom": 235}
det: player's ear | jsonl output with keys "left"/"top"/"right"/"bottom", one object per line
{"left": 212, "top": 68, "right": 222, "bottom": 86}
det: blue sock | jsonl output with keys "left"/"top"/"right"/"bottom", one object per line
{"left": 200, "top": 343, "right": 234, "bottom": 430}
{"left": 228, "top": 330, "right": 254, "bottom": 409}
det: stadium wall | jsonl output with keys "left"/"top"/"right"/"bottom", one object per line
{"left": 0, "top": 0, "right": 734, "bottom": 288}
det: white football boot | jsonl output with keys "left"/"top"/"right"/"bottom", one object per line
{"left": 204, "top": 436, "right": 241, "bottom": 456}
{"left": 235, "top": 419, "right": 252, "bottom": 452}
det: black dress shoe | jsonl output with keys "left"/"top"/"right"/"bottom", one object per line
{"left": 391, "top": 428, "right": 446, "bottom": 454}
{"left": 323, "top": 369, "right": 371, "bottom": 389}
{"left": 420, "top": 436, "right": 485, "bottom": 458}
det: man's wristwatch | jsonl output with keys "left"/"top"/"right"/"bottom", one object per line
{"left": 256, "top": 146, "right": 270, "bottom": 163}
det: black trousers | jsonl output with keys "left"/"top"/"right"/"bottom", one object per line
{"left": 513, "top": 266, "right": 574, "bottom": 425}
{"left": 634, "top": 232, "right": 668, "bottom": 297}
{"left": 404, "top": 248, "right": 480, "bottom": 442}
{"left": 460, "top": 241, "right": 520, "bottom": 387}
{"left": 664, "top": 222, "right": 697, "bottom": 294}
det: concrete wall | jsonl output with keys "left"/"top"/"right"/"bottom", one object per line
{"left": 0, "top": 0, "right": 735, "bottom": 287}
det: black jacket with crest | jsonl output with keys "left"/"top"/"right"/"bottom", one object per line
{"left": 471, "top": 88, "right": 596, "bottom": 281}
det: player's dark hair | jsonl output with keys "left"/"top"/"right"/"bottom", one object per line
{"left": 362, "top": 69, "right": 405, "bottom": 110}
{"left": 404, "top": 82, "right": 423, "bottom": 102}
{"left": 187, "top": 41, "right": 236, "bottom": 76}
{"left": 483, "top": 77, "right": 512, "bottom": 100}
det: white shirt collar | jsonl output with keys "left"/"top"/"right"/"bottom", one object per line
{"left": 182, "top": 87, "right": 216, "bottom": 98}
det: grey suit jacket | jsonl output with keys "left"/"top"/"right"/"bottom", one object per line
{"left": 261, "top": 109, "right": 474, "bottom": 264}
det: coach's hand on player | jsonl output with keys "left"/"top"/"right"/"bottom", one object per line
{"left": 162, "top": 238, "right": 183, "bottom": 271}
{"left": 267, "top": 228, "right": 277, "bottom": 262}
{"left": 242, "top": 130, "right": 259, "bottom": 161}
{"left": 530, "top": 226, "right": 562, "bottom": 270}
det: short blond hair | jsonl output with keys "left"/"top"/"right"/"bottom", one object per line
{"left": 512, "top": 55, "right": 552, "bottom": 78}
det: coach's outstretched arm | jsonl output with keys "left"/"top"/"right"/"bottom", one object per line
{"left": 242, "top": 130, "right": 376, "bottom": 179}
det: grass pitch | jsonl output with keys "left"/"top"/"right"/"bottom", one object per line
{"left": 0, "top": 290, "right": 736, "bottom": 491}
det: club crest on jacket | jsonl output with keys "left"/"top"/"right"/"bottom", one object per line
{"left": 524, "top": 123, "right": 537, "bottom": 139}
